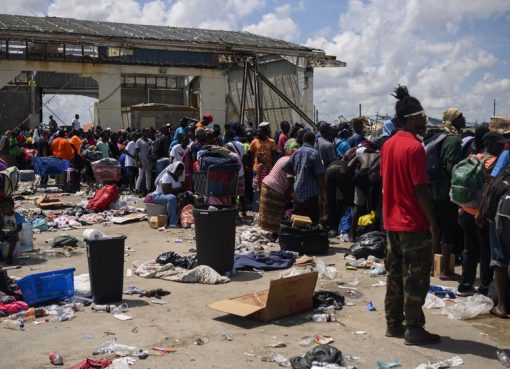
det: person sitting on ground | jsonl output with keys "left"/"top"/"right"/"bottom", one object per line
{"left": 0, "top": 197, "right": 24, "bottom": 265}
{"left": 283, "top": 131, "right": 326, "bottom": 224}
{"left": 152, "top": 162, "right": 185, "bottom": 228}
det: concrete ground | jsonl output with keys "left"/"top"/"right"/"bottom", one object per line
{"left": 1, "top": 196, "right": 509, "bottom": 369}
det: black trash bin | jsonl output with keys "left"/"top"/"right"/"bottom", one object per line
{"left": 85, "top": 236, "right": 126, "bottom": 303}
{"left": 193, "top": 206, "right": 237, "bottom": 274}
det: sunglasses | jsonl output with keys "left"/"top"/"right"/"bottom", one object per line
{"left": 404, "top": 110, "right": 427, "bottom": 118}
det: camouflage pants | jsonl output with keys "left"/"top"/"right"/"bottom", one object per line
{"left": 385, "top": 231, "right": 432, "bottom": 328}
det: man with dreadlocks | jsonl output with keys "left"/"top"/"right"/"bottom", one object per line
{"left": 381, "top": 85, "right": 441, "bottom": 345}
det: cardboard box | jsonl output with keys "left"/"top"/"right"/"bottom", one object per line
{"left": 149, "top": 215, "right": 167, "bottom": 229}
{"left": 34, "top": 195, "right": 65, "bottom": 209}
{"left": 291, "top": 214, "right": 312, "bottom": 228}
{"left": 208, "top": 272, "right": 318, "bottom": 321}
{"left": 433, "top": 254, "right": 456, "bottom": 278}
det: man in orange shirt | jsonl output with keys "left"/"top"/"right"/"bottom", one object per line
{"left": 51, "top": 131, "right": 74, "bottom": 161}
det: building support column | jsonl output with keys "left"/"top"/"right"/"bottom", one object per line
{"left": 94, "top": 69, "right": 122, "bottom": 129}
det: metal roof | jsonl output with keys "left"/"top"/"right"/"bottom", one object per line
{"left": 0, "top": 14, "right": 320, "bottom": 57}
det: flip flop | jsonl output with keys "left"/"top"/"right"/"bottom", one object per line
{"left": 490, "top": 307, "right": 508, "bottom": 319}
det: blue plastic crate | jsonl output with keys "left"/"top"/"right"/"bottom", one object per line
{"left": 17, "top": 268, "right": 76, "bottom": 306}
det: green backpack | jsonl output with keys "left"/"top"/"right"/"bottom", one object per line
{"left": 0, "top": 166, "right": 19, "bottom": 197}
{"left": 450, "top": 155, "right": 491, "bottom": 207}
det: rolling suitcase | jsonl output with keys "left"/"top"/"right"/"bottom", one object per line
{"left": 278, "top": 223, "right": 329, "bottom": 255}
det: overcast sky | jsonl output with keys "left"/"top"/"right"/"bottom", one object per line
{"left": 2, "top": 0, "right": 510, "bottom": 125}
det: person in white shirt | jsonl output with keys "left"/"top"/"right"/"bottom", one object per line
{"left": 152, "top": 161, "right": 185, "bottom": 227}
{"left": 170, "top": 134, "right": 189, "bottom": 163}
{"left": 135, "top": 129, "right": 154, "bottom": 196}
{"left": 72, "top": 114, "right": 80, "bottom": 130}
{"left": 124, "top": 133, "right": 138, "bottom": 192}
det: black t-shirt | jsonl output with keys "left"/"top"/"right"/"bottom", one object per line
{"left": 38, "top": 139, "right": 50, "bottom": 157}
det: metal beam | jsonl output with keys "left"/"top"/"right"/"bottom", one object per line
{"left": 247, "top": 63, "right": 316, "bottom": 129}
{"left": 239, "top": 60, "right": 248, "bottom": 126}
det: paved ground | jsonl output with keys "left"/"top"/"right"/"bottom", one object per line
{"left": 1, "top": 196, "right": 509, "bottom": 369}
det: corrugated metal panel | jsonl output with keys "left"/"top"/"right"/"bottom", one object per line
{"left": 227, "top": 58, "right": 303, "bottom": 125}
{"left": 98, "top": 47, "right": 215, "bottom": 67}
{"left": 0, "top": 14, "right": 315, "bottom": 55}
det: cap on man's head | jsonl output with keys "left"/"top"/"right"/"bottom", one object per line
{"left": 259, "top": 121, "right": 270, "bottom": 128}
{"left": 443, "top": 108, "right": 461, "bottom": 124}
{"left": 483, "top": 132, "right": 510, "bottom": 144}
{"left": 202, "top": 114, "right": 213, "bottom": 123}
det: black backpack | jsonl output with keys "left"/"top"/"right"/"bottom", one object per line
{"left": 479, "top": 166, "right": 510, "bottom": 221}
{"left": 424, "top": 132, "right": 448, "bottom": 183}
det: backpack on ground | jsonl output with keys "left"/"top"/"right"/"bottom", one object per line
{"left": 0, "top": 166, "right": 19, "bottom": 197}
{"left": 86, "top": 185, "right": 119, "bottom": 212}
{"left": 479, "top": 166, "right": 510, "bottom": 221}
{"left": 450, "top": 154, "right": 492, "bottom": 207}
{"left": 424, "top": 132, "right": 448, "bottom": 183}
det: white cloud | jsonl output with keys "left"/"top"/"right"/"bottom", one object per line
{"left": 42, "top": 95, "right": 97, "bottom": 126}
{"left": 0, "top": 0, "right": 50, "bottom": 16}
{"left": 243, "top": 2, "right": 300, "bottom": 41}
{"left": 307, "top": 0, "right": 510, "bottom": 122}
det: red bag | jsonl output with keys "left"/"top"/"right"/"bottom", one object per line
{"left": 86, "top": 185, "right": 119, "bottom": 212}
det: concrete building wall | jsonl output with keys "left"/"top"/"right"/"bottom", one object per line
{"left": 0, "top": 60, "right": 229, "bottom": 129}
{"left": 0, "top": 86, "right": 41, "bottom": 132}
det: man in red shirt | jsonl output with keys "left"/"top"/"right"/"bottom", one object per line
{"left": 381, "top": 85, "right": 440, "bottom": 346}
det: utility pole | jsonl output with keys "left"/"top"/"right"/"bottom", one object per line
{"left": 359, "top": 103, "right": 361, "bottom": 117}
{"left": 494, "top": 98, "right": 496, "bottom": 116}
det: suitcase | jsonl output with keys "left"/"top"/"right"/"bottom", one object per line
{"left": 278, "top": 223, "right": 329, "bottom": 255}
{"left": 19, "top": 170, "right": 35, "bottom": 182}
{"left": 63, "top": 168, "right": 81, "bottom": 193}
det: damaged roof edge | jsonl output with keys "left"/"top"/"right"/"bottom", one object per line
{"left": 0, "top": 14, "right": 326, "bottom": 58}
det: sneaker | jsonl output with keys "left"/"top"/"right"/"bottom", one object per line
{"left": 457, "top": 284, "right": 475, "bottom": 296}
{"left": 476, "top": 286, "right": 489, "bottom": 296}
{"left": 404, "top": 327, "right": 441, "bottom": 346}
{"left": 385, "top": 325, "right": 405, "bottom": 338}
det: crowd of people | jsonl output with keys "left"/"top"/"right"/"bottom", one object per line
{"left": 0, "top": 83, "right": 509, "bottom": 343}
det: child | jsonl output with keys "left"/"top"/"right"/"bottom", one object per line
{"left": 0, "top": 197, "right": 23, "bottom": 265}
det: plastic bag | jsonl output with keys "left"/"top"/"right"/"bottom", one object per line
{"left": 441, "top": 294, "right": 493, "bottom": 319}
{"left": 315, "top": 258, "right": 337, "bottom": 279}
{"left": 304, "top": 344, "right": 343, "bottom": 367}
{"left": 358, "top": 211, "right": 376, "bottom": 227}
{"left": 338, "top": 207, "right": 353, "bottom": 235}
{"left": 346, "top": 231, "right": 386, "bottom": 259}
{"left": 424, "top": 294, "right": 446, "bottom": 309}
{"left": 313, "top": 291, "right": 345, "bottom": 310}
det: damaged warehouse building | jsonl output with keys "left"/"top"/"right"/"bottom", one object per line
{"left": 0, "top": 14, "right": 345, "bottom": 131}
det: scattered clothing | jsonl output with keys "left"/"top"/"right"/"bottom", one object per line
{"left": 233, "top": 251, "right": 296, "bottom": 271}
{"left": 135, "top": 261, "right": 230, "bottom": 284}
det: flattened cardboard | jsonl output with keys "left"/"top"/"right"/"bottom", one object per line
{"left": 35, "top": 195, "right": 65, "bottom": 209}
{"left": 208, "top": 272, "right": 318, "bottom": 321}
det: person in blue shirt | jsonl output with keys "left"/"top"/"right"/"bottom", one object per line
{"left": 0, "top": 197, "right": 24, "bottom": 265}
{"left": 491, "top": 147, "right": 510, "bottom": 178}
{"left": 335, "top": 123, "right": 352, "bottom": 158}
{"left": 170, "top": 119, "right": 187, "bottom": 148}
